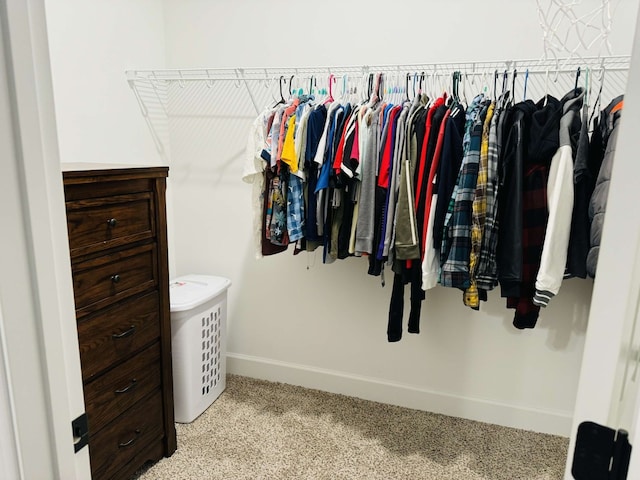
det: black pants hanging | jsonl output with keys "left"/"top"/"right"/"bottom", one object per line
{"left": 387, "top": 262, "right": 425, "bottom": 342}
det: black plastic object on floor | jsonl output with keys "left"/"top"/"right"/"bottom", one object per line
{"left": 571, "top": 421, "right": 632, "bottom": 479}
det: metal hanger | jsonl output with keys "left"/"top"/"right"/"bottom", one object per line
{"left": 272, "top": 75, "right": 286, "bottom": 107}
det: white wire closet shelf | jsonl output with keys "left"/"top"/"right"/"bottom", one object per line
{"left": 126, "top": 56, "right": 630, "bottom": 81}
{"left": 125, "top": 55, "right": 631, "bottom": 159}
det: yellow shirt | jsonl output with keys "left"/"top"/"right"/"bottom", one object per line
{"left": 280, "top": 115, "right": 298, "bottom": 173}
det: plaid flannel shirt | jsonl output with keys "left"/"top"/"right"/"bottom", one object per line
{"left": 287, "top": 175, "right": 305, "bottom": 241}
{"left": 440, "top": 96, "right": 484, "bottom": 267}
{"left": 464, "top": 102, "right": 495, "bottom": 308}
{"left": 440, "top": 105, "right": 487, "bottom": 288}
{"left": 476, "top": 98, "right": 504, "bottom": 291}
{"left": 507, "top": 163, "right": 549, "bottom": 329}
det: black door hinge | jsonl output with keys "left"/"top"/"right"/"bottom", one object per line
{"left": 571, "top": 421, "right": 632, "bottom": 480}
{"left": 71, "top": 413, "right": 89, "bottom": 453}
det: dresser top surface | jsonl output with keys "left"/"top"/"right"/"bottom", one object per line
{"left": 61, "top": 162, "right": 168, "bottom": 170}
{"left": 61, "top": 163, "right": 169, "bottom": 181}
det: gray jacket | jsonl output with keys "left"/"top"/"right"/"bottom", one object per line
{"left": 587, "top": 95, "right": 623, "bottom": 277}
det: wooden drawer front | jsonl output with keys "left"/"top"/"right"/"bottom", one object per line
{"left": 90, "top": 390, "right": 164, "bottom": 480}
{"left": 66, "top": 193, "right": 154, "bottom": 257}
{"left": 64, "top": 178, "right": 152, "bottom": 202}
{"left": 108, "top": 441, "right": 165, "bottom": 480}
{"left": 85, "top": 343, "right": 162, "bottom": 436}
{"left": 78, "top": 292, "right": 160, "bottom": 381}
{"left": 73, "top": 244, "right": 157, "bottom": 315}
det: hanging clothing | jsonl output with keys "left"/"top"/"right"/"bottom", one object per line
{"left": 394, "top": 101, "right": 426, "bottom": 261}
{"left": 534, "top": 88, "right": 584, "bottom": 307}
{"left": 304, "top": 104, "right": 328, "bottom": 244}
{"left": 432, "top": 106, "right": 465, "bottom": 252}
{"left": 507, "top": 162, "right": 549, "bottom": 329}
{"left": 506, "top": 95, "right": 561, "bottom": 328}
{"left": 587, "top": 95, "right": 624, "bottom": 278}
{"left": 497, "top": 100, "right": 537, "bottom": 297}
{"left": 421, "top": 105, "right": 460, "bottom": 290}
{"left": 416, "top": 97, "right": 448, "bottom": 257}
{"left": 475, "top": 92, "right": 509, "bottom": 291}
{"left": 243, "top": 112, "right": 269, "bottom": 259}
{"left": 354, "top": 105, "right": 382, "bottom": 255}
{"left": 243, "top": 74, "right": 624, "bottom": 337}
{"left": 565, "top": 101, "right": 591, "bottom": 279}
{"left": 440, "top": 99, "right": 488, "bottom": 289}
{"left": 464, "top": 101, "right": 494, "bottom": 309}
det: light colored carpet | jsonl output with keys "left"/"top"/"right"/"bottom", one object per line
{"left": 133, "top": 375, "right": 569, "bottom": 480}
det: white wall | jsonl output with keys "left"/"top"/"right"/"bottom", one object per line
{"left": 44, "top": 0, "right": 166, "bottom": 165}
{"left": 162, "top": 0, "right": 639, "bottom": 436}
{"left": 44, "top": 0, "right": 179, "bottom": 276}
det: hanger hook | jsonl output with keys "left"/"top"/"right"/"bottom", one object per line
{"left": 412, "top": 72, "right": 418, "bottom": 99}
{"left": 328, "top": 73, "right": 336, "bottom": 101}
{"left": 493, "top": 70, "right": 498, "bottom": 99}
{"left": 279, "top": 75, "right": 285, "bottom": 101}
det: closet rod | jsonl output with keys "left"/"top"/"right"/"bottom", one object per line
{"left": 125, "top": 55, "right": 630, "bottom": 83}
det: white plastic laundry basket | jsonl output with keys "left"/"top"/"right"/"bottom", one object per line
{"left": 169, "top": 274, "right": 231, "bottom": 423}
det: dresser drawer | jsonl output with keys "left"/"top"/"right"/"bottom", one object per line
{"left": 89, "top": 390, "right": 164, "bottom": 480}
{"left": 66, "top": 193, "right": 155, "bottom": 258}
{"left": 64, "top": 177, "right": 153, "bottom": 202}
{"left": 85, "top": 343, "right": 162, "bottom": 436}
{"left": 78, "top": 291, "right": 161, "bottom": 381}
{"left": 73, "top": 244, "right": 157, "bottom": 316}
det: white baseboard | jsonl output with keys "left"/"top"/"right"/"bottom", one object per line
{"left": 226, "top": 352, "right": 572, "bottom": 437}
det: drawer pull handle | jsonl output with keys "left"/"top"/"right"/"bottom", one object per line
{"left": 115, "top": 379, "right": 137, "bottom": 394}
{"left": 112, "top": 325, "right": 136, "bottom": 339}
{"left": 111, "top": 274, "right": 121, "bottom": 284}
{"left": 107, "top": 218, "right": 117, "bottom": 227}
{"left": 118, "top": 429, "right": 141, "bottom": 448}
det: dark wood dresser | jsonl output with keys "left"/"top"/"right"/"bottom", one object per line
{"left": 62, "top": 164, "right": 176, "bottom": 480}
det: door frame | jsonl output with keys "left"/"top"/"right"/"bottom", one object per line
{"left": 565, "top": 4, "right": 640, "bottom": 478}
{"left": 0, "top": 0, "right": 90, "bottom": 478}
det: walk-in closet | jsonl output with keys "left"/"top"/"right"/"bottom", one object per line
{"left": 2, "top": 0, "right": 640, "bottom": 479}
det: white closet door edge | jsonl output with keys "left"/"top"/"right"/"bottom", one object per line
{"left": 564, "top": 4, "right": 640, "bottom": 479}
{"left": 0, "top": 0, "right": 89, "bottom": 478}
